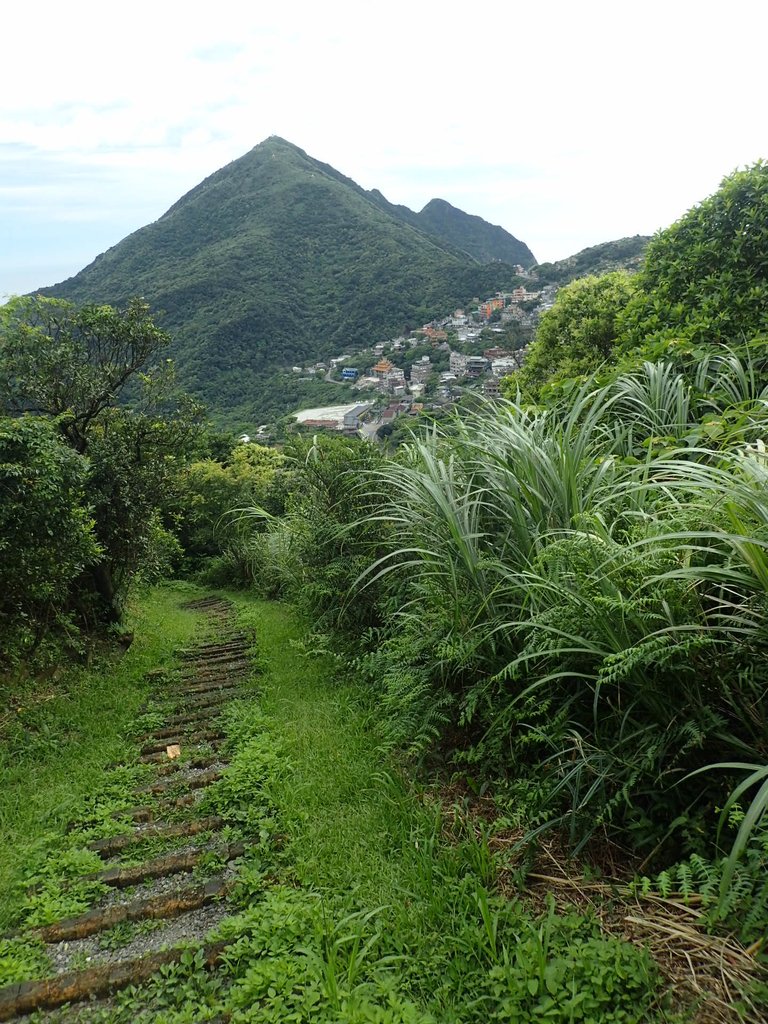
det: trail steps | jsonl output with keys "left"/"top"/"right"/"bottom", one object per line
{"left": 0, "top": 596, "right": 254, "bottom": 1022}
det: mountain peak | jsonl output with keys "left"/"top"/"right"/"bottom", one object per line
{"left": 417, "top": 197, "right": 534, "bottom": 265}
{"left": 39, "top": 141, "right": 534, "bottom": 425}
{"left": 257, "top": 135, "right": 307, "bottom": 156}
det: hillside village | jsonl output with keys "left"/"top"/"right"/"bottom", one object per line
{"left": 284, "top": 272, "right": 557, "bottom": 440}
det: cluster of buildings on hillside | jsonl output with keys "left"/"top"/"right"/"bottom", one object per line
{"left": 288, "top": 283, "right": 556, "bottom": 436}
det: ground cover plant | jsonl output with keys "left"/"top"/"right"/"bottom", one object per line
{"left": 0, "top": 584, "right": 201, "bottom": 935}
{"left": 0, "top": 589, "right": 682, "bottom": 1023}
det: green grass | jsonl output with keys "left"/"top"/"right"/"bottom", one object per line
{"left": 0, "top": 587, "right": 673, "bottom": 1022}
{"left": 231, "top": 597, "right": 414, "bottom": 901}
{"left": 207, "top": 593, "right": 668, "bottom": 1024}
{"left": 0, "top": 582, "right": 203, "bottom": 931}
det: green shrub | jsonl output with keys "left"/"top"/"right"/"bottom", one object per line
{"left": 0, "top": 416, "right": 100, "bottom": 669}
{"left": 348, "top": 364, "right": 768, "bottom": 861}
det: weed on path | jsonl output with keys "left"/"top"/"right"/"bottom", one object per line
{"left": 1, "top": 588, "right": 744, "bottom": 1022}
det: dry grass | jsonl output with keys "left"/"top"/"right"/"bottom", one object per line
{"left": 486, "top": 827, "right": 766, "bottom": 1024}
{"left": 428, "top": 788, "right": 766, "bottom": 1024}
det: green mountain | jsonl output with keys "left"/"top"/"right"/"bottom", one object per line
{"left": 366, "top": 192, "right": 535, "bottom": 266}
{"left": 38, "top": 137, "right": 531, "bottom": 428}
{"left": 534, "top": 235, "right": 649, "bottom": 285}
{"left": 416, "top": 198, "right": 534, "bottom": 265}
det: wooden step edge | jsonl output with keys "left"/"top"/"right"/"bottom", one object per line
{"left": 139, "top": 731, "right": 225, "bottom": 756}
{"left": 113, "top": 791, "right": 199, "bottom": 823}
{"left": 0, "top": 940, "right": 230, "bottom": 1021}
{"left": 179, "top": 650, "right": 249, "bottom": 665}
{"left": 33, "top": 877, "right": 228, "bottom": 943}
{"left": 139, "top": 740, "right": 224, "bottom": 765}
{"left": 178, "top": 679, "right": 243, "bottom": 694}
{"left": 178, "top": 641, "right": 248, "bottom": 657}
{"left": 87, "top": 816, "right": 225, "bottom": 857}
{"left": 151, "top": 754, "right": 223, "bottom": 778}
{"left": 179, "top": 691, "right": 241, "bottom": 710}
{"left": 93, "top": 842, "right": 246, "bottom": 889}
{"left": 147, "top": 709, "right": 229, "bottom": 737}
{"left": 134, "top": 766, "right": 225, "bottom": 797}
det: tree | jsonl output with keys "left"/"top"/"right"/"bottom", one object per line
{"left": 507, "top": 271, "right": 637, "bottom": 400}
{"left": 620, "top": 161, "right": 768, "bottom": 354}
{"left": 0, "top": 296, "right": 170, "bottom": 453}
{"left": 0, "top": 416, "right": 100, "bottom": 669}
{"left": 0, "top": 296, "right": 203, "bottom": 621}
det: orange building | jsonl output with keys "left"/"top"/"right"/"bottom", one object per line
{"left": 479, "top": 297, "right": 504, "bottom": 320}
{"left": 372, "top": 358, "right": 395, "bottom": 378}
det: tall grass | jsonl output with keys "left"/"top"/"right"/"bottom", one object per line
{"left": 346, "top": 356, "right": 768, "bottom": 863}
{"left": 235, "top": 352, "right": 768, "bottom": 898}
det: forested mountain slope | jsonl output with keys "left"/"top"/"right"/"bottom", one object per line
{"left": 38, "top": 137, "right": 527, "bottom": 424}
{"left": 367, "top": 190, "right": 535, "bottom": 266}
{"left": 534, "top": 234, "right": 649, "bottom": 285}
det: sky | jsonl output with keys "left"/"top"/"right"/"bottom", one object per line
{"left": 2, "top": 0, "right": 766, "bottom": 299}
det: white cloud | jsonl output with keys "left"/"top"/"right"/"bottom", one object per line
{"left": 2, "top": 0, "right": 767, "bottom": 294}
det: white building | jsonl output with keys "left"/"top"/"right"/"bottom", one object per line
{"left": 449, "top": 351, "right": 468, "bottom": 376}
{"left": 491, "top": 358, "right": 520, "bottom": 377}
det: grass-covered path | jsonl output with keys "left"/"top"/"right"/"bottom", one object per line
{"left": 0, "top": 584, "right": 752, "bottom": 1023}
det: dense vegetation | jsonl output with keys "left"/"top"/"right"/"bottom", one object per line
{"left": 367, "top": 191, "right": 536, "bottom": 266}
{"left": 511, "top": 270, "right": 638, "bottom": 396}
{"left": 516, "top": 163, "right": 768, "bottom": 402}
{"left": 3, "top": 161, "right": 768, "bottom": 1019}
{"left": 37, "top": 138, "right": 531, "bottom": 429}
{"left": 0, "top": 296, "right": 203, "bottom": 668}
{"left": 185, "top": 164, "right": 768, "bottom": 958}
{"left": 534, "top": 235, "right": 649, "bottom": 286}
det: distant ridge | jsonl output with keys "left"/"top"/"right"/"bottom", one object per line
{"left": 39, "top": 137, "right": 532, "bottom": 426}
{"left": 366, "top": 191, "right": 535, "bottom": 266}
{"left": 417, "top": 198, "right": 534, "bottom": 266}
{"left": 535, "top": 235, "right": 649, "bottom": 285}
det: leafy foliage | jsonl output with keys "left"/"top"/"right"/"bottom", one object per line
{"left": 634, "top": 825, "right": 768, "bottom": 946}
{"left": 621, "top": 161, "right": 768, "bottom": 353}
{"left": 0, "top": 416, "right": 99, "bottom": 669}
{"left": 177, "top": 166, "right": 768, "bottom": 949}
{"left": 0, "top": 295, "right": 203, "bottom": 625}
{"left": 241, "top": 434, "right": 390, "bottom": 634}
{"left": 510, "top": 163, "right": 768, "bottom": 410}
{"left": 534, "top": 236, "right": 649, "bottom": 286}
{"left": 175, "top": 442, "right": 285, "bottom": 572}
{"left": 507, "top": 271, "right": 637, "bottom": 399}
{"left": 0, "top": 295, "right": 170, "bottom": 449}
{"left": 0, "top": 937, "right": 50, "bottom": 988}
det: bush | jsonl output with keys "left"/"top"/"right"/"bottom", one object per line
{"left": 621, "top": 161, "right": 768, "bottom": 354}
{"left": 175, "top": 443, "right": 285, "bottom": 569}
{"left": 240, "top": 435, "right": 389, "bottom": 636}
{"left": 347, "top": 365, "right": 768, "bottom": 862}
{"left": 0, "top": 416, "right": 100, "bottom": 669}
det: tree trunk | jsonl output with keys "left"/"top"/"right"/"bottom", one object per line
{"left": 91, "top": 562, "right": 122, "bottom": 623}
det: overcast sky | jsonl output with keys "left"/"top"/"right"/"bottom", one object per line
{"left": 2, "top": 0, "right": 766, "bottom": 299}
